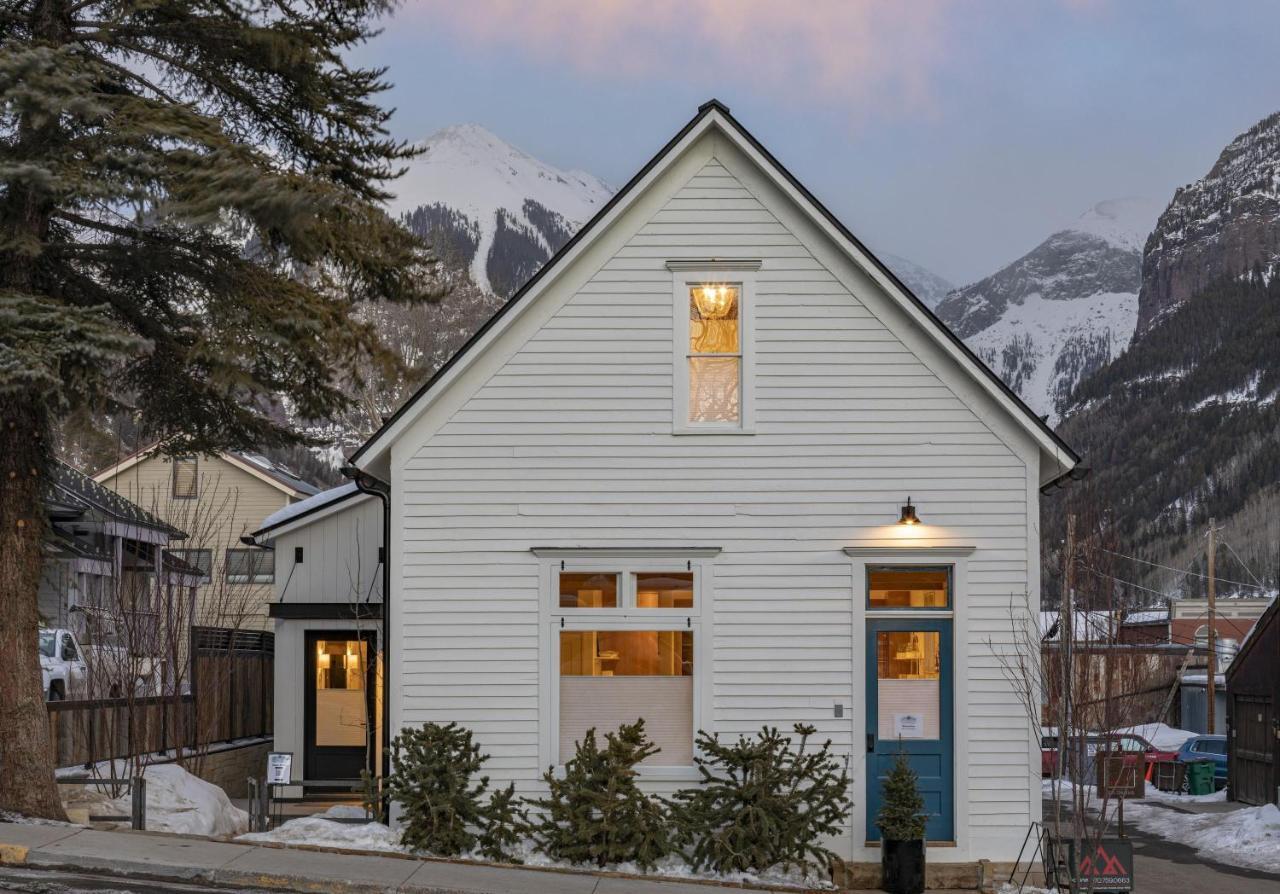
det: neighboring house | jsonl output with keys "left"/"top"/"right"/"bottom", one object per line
{"left": 248, "top": 483, "right": 384, "bottom": 791}
{"left": 1226, "top": 596, "right": 1278, "bottom": 806}
{"left": 39, "top": 461, "right": 203, "bottom": 697}
{"left": 281, "top": 101, "right": 1081, "bottom": 874}
{"left": 1170, "top": 597, "right": 1272, "bottom": 655}
{"left": 94, "top": 448, "right": 319, "bottom": 631}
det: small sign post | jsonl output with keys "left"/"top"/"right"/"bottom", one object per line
{"left": 266, "top": 752, "right": 293, "bottom": 786}
{"left": 1066, "top": 839, "right": 1134, "bottom": 893}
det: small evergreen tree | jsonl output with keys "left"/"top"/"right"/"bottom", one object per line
{"left": 529, "top": 719, "right": 674, "bottom": 870}
{"left": 384, "top": 722, "right": 492, "bottom": 856}
{"left": 476, "top": 782, "right": 527, "bottom": 864}
{"left": 673, "top": 723, "right": 851, "bottom": 875}
{"left": 876, "top": 750, "right": 926, "bottom": 841}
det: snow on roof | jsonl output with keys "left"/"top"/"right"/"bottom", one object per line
{"left": 234, "top": 452, "right": 320, "bottom": 496}
{"left": 1125, "top": 610, "right": 1168, "bottom": 623}
{"left": 257, "top": 483, "right": 360, "bottom": 534}
{"left": 1039, "top": 610, "right": 1115, "bottom": 642}
{"left": 1113, "top": 722, "right": 1197, "bottom": 751}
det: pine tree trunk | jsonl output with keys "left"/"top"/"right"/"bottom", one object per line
{"left": 0, "top": 398, "right": 67, "bottom": 819}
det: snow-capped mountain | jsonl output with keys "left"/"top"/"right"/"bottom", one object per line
{"left": 390, "top": 124, "right": 612, "bottom": 296}
{"left": 935, "top": 197, "right": 1162, "bottom": 422}
{"left": 1138, "top": 110, "right": 1280, "bottom": 334}
{"left": 880, "top": 253, "right": 955, "bottom": 308}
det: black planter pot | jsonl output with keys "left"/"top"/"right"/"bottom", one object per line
{"left": 881, "top": 837, "right": 925, "bottom": 894}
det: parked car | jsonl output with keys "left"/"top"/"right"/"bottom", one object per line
{"left": 1041, "top": 732, "right": 1178, "bottom": 777}
{"left": 1176, "top": 735, "right": 1228, "bottom": 788}
{"left": 39, "top": 627, "right": 162, "bottom": 700}
{"left": 39, "top": 628, "right": 87, "bottom": 700}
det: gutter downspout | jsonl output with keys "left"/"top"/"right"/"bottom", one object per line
{"left": 341, "top": 465, "right": 391, "bottom": 810}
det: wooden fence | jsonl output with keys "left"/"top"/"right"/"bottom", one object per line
{"left": 47, "top": 626, "right": 273, "bottom": 768}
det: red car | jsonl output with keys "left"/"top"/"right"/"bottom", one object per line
{"left": 1041, "top": 732, "right": 1178, "bottom": 777}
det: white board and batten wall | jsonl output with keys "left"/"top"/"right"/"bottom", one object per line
{"left": 357, "top": 105, "right": 1074, "bottom": 864}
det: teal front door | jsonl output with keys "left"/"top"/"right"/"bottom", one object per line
{"left": 865, "top": 619, "right": 954, "bottom": 842}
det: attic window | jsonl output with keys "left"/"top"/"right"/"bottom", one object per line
{"left": 671, "top": 266, "right": 756, "bottom": 433}
{"left": 172, "top": 457, "right": 198, "bottom": 499}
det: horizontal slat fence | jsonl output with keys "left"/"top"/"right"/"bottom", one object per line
{"left": 47, "top": 626, "right": 273, "bottom": 768}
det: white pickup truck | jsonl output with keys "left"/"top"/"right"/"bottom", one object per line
{"left": 39, "top": 627, "right": 161, "bottom": 700}
{"left": 39, "top": 628, "right": 88, "bottom": 700}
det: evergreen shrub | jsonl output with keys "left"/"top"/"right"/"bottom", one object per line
{"left": 528, "top": 719, "right": 674, "bottom": 869}
{"left": 672, "top": 723, "right": 852, "bottom": 875}
{"left": 876, "top": 750, "right": 926, "bottom": 841}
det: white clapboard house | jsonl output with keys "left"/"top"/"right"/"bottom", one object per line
{"left": 253, "top": 100, "right": 1080, "bottom": 873}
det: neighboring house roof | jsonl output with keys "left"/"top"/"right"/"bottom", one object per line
{"left": 93, "top": 445, "right": 320, "bottom": 498}
{"left": 47, "top": 461, "right": 182, "bottom": 537}
{"left": 1122, "top": 610, "right": 1169, "bottom": 625}
{"left": 1226, "top": 594, "right": 1277, "bottom": 678}
{"left": 349, "top": 99, "right": 1081, "bottom": 485}
{"left": 1039, "top": 610, "right": 1116, "bottom": 643}
{"left": 252, "top": 482, "right": 365, "bottom": 540}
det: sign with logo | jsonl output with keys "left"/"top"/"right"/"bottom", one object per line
{"left": 893, "top": 713, "right": 924, "bottom": 738}
{"left": 265, "top": 752, "right": 293, "bottom": 786}
{"left": 1066, "top": 839, "right": 1134, "bottom": 893}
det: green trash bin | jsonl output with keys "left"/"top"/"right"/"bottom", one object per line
{"left": 1182, "top": 760, "right": 1215, "bottom": 795}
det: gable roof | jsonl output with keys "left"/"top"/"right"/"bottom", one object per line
{"left": 251, "top": 482, "right": 367, "bottom": 540}
{"left": 47, "top": 461, "right": 182, "bottom": 537}
{"left": 351, "top": 99, "right": 1081, "bottom": 482}
{"left": 94, "top": 445, "right": 320, "bottom": 498}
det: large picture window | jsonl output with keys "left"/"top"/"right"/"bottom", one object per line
{"left": 548, "top": 557, "right": 705, "bottom": 771}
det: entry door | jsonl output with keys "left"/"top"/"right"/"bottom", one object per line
{"left": 865, "top": 619, "right": 953, "bottom": 842}
{"left": 304, "top": 631, "right": 375, "bottom": 781}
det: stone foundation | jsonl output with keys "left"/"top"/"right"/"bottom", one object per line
{"left": 835, "top": 859, "right": 1045, "bottom": 891}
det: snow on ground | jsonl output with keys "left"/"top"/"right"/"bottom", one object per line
{"left": 237, "top": 809, "right": 831, "bottom": 889}
{"left": 1141, "top": 782, "right": 1226, "bottom": 805}
{"left": 60, "top": 764, "right": 247, "bottom": 837}
{"left": 1124, "top": 801, "right": 1280, "bottom": 874}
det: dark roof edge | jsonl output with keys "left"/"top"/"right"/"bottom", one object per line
{"left": 352, "top": 99, "right": 1080, "bottom": 468}
{"left": 249, "top": 485, "right": 365, "bottom": 539}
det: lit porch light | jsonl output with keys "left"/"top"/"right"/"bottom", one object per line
{"left": 897, "top": 497, "right": 921, "bottom": 526}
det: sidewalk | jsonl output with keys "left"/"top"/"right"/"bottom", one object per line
{"left": 0, "top": 821, "right": 840, "bottom": 894}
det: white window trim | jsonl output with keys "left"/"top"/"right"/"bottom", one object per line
{"left": 538, "top": 552, "right": 715, "bottom": 781}
{"left": 671, "top": 265, "right": 757, "bottom": 435}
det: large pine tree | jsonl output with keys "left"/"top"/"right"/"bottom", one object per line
{"left": 0, "top": 1, "right": 437, "bottom": 818}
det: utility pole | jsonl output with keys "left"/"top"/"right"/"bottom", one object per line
{"left": 1206, "top": 518, "right": 1217, "bottom": 734}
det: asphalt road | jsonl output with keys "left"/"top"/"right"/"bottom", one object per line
{"left": 0, "top": 865, "right": 261, "bottom": 894}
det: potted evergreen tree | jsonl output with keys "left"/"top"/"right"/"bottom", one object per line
{"left": 876, "top": 751, "right": 927, "bottom": 894}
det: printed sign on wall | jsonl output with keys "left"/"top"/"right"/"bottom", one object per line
{"left": 893, "top": 713, "right": 924, "bottom": 738}
{"left": 266, "top": 752, "right": 293, "bottom": 786}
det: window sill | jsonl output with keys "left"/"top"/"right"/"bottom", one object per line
{"left": 672, "top": 426, "right": 755, "bottom": 436}
{"left": 637, "top": 766, "right": 701, "bottom": 783}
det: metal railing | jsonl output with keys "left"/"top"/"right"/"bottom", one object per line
{"left": 246, "top": 777, "right": 374, "bottom": 833}
{"left": 57, "top": 776, "right": 146, "bottom": 830}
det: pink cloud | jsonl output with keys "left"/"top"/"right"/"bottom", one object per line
{"left": 401, "top": 0, "right": 960, "bottom": 115}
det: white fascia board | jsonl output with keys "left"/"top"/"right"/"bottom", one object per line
{"left": 704, "top": 110, "right": 1076, "bottom": 481}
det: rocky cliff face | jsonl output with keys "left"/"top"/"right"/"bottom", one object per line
{"left": 1137, "top": 111, "right": 1280, "bottom": 334}
{"left": 934, "top": 198, "right": 1159, "bottom": 421}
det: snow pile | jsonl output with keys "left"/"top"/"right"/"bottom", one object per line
{"left": 237, "top": 809, "right": 830, "bottom": 889}
{"left": 1113, "top": 723, "right": 1197, "bottom": 752}
{"left": 60, "top": 764, "right": 248, "bottom": 837}
{"left": 1124, "top": 801, "right": 1280, "bottom": 874}
{"left": 1141, "top": 783, "right": 1226, "bottom": 805}
{"left": 239, "top": 805, "right": 402, "bottom": 853}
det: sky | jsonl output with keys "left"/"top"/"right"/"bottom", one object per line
{"left": 350, "top": 0, "right": 1280, "bottom": 285}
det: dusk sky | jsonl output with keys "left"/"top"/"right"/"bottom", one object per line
{"left": 352, "top": 1, "right": 1280, "bottom": 284}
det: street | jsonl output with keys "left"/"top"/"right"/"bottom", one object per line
{"left": 0, "top": 864, "right": 259, "bottom": 893}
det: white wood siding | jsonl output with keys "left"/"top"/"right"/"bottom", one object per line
{"left": 391, "top": 134, "right": 1040, "bottom": 862}
{"left": 271, "top": 496, "right": 382, "bottom": 605}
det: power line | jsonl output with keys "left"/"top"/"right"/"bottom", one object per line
{"left": 1096, "top": 547, "right": 1267, "bottom": 591}
{"left": 1218, "top": 536, "right": 1268, "bottom": 590}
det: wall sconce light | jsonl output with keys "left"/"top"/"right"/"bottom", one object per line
{"left": 897, "top": 497, "right": 921, "bottom": 526}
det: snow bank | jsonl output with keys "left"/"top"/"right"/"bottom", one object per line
{"left": 237, "top": 808, "right": 831, "bottom": 889}
{"left": 60, "top": 764, "right": 247, "bottom": 837}
{"left": 239, "top": 808, "right": 403, "bottom": 853}
{"left": 1124, "top": 802, "right": 1280, "bottom": 874}
{"left": 1113, "top": 722, "right": 1197, "bottom": 751}
{"left": 1142, "top": 782, "right": 1226, "bottom": 805}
